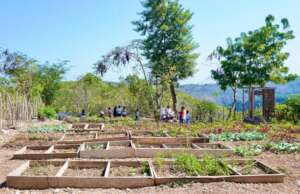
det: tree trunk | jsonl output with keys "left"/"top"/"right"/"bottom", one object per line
{"left": 227, "top": 87, "right": 237, "bottom": 120}
{"left": 169, "top": 82, "right": 177, "bottom": 117}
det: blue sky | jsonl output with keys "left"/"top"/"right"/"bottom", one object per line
{"left": 0, "top": 0, "right": 299, "bottom": 84}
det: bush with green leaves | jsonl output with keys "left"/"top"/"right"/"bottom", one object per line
{"left": 198, "top": 154, "right": 231, "bottom": 176}
{"left": 209, "top": 131, "right": 267, "bottom": 141}
{"left": 174, "top": 153, "right": 202, "bottom": 176}
{"left": 234, "top": 145, "right": 263, "bottom": 157}
{"left": 38, "top": 107, "right": 57, "bottom": 119}
{"left": 173, "top": 153, "right": 231, "bottom": 176}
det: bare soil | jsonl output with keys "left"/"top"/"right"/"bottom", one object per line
{"left": 195, "top": 143, "right": 225, "bottom": 149}
{"left": 86, "top": 143, "right": 106, "bottom": 150}
{"left": 109, "top": 144, "right": 131, "bottom": 149}
{"left": 64, "top": 134, "right": 95, "bottom": 140}
{"left": 24, "top": 148, "right": 48, "bottom": 154}
{"left": 22, "top": 164, "right": 61, "bottom": 176}
{"left": 2, "top": 132, "right": 62, "bottom": 148}
{"left": 63, "top": 167, "right": 105, "bottom": 177}
{"left": 52, "top": 148, "right": 78, "bottom": 153}
{"left": 97, "top": 133, "right": 126, "bottom": 138}
{"left": 109, "top": 165, "right": 148, "bottom": 177}
{"left": 164, "top": 144, "right": 193, "bottom": 149}
{"left": 231, "top": 162, "right": 266, "bottom": 175}
{"left": 135, "top": 143, "right": 163, "bottom": 148}
{"left": 154, "top": 164, "right": 187, "bottom": 177}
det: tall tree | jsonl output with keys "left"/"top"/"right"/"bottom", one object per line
{"left": 133, "top": 0, "right": 199, "bottom": 115}
{"left": 210, "top": 15, "right": 296, "bottom": 119}
{"left": 38, "top": 61, "right": 68, "bottom": 106}
{"left": 210, "top": 38, "right": 243, "bottom": 119}
{"left": 240, "top": 15, "right": 296, "bottom": 86}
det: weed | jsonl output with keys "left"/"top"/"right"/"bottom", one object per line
{"left": 141, "top": 161, "right": 151, "bottom": 176}
{"left": 154, "top": 153, "right": 165, "bottom": 169}
{"left": 174, "top": 153, "right": 201, "bottom": 176}
{"left": 199, "top": 154, "right": 231, "bottom": 176}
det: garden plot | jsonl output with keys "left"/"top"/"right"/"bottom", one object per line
{"left": 134, "top": 142, "right": 233, "bottom": 158}
{"left": 194, "top": 143, "right": 231, "bottom": 149}
{"left": 58, "top": 132, "right": 98, "bottom": 144}
{"left": 229, "top": 160, "right": 278, "bottom": 175}
{"left": 151, "top": 158, "right": 284, "bottom": 185}
{"left": 7, "top": 160, "right": 65, "bottom": 189}
{"left": 129, "top": 130, "right": 169, "bottom": 138}
{"left": 12, "top": 145, "right": 51, "bottom": 159}
{"left": 96, "top": 131, "right": 129, "bottom": 141}
{"left": 80, "top": 140, "right": 135, "bottom": 158}
{"left": 3, "top": 132, "right": 63, "bottom": 148}
{"left": 71, "top": 123, "right": 87, "bottom": 129}
{"left": 80, "top": 140, "right": 233, "bottom": 158}
{"left": 135, "top": 143, "right": 164, "bottom": 148}
{"left": 6, "top": 159, "right": 284, "bottom": 189}
{"left": 85, "top": 142, "right": 108, "bottom": 150}
{"left": 13, "top": 144, "right": 80, "bottom": 160}
{"left": 131, "top": 133, "right": 209, "bottom": 144}
{"left": 68, "top": 123, "right": 105, "bottom": 133}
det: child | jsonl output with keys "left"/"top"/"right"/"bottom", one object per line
{"left": 185, "top": 110, "right": 191, "bottom": 126}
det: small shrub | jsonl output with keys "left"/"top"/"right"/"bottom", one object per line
{"left": 38, "top": 107, "right": 57, "bottom": 119}
{"left": 174, "top": 153, "right": 201, "bottom": 176}
{"left": 198, "top": 154, "right": 231, "bottom": 176}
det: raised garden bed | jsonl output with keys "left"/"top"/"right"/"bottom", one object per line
{"left": 7, "top": 160, "right": 65, "bottom": 189}
{"left": 131, "top": 134, "right": 209, "bottom": 144}
{"left": 130, "top": 130, "right": 168, "bottom": 138}
{"left": 85, "top": 142, "right": 108, "bottom": 150}
{"left": 151, "top": 159, "right": 284, "bottom": 185}
{"left": 135, "top": 143, "right": 164, "bottom": 148}
{"left": 80, "top": 140, "right": 135, "bottom": 159}
{"left": 12, "top": 144, "right": 80, "bottom": 160}
{"left": 80, "top": 141, "right": 233, "bottom": 158}
{"left": 71, "top": 123, "right": 87, "bottom": 129}
{"left": 7, "top": 159, "right": 284, "bottom": 189}
{"left": 12, "top": 145, "right": 52, "bottom": 159}
{"left": 58, "top": 132, "right": 98, "bottom": 144}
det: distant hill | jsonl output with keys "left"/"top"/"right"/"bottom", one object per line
{"left": 179, "top": 77, "right": 300, "bottom": 109}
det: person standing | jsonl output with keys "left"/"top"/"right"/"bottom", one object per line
{"left": 179, "top": 106, "right": 186, "bottom": 124}
{"left": 135, "top": 108, "right": 140, "bottom": 121}
{"left": 185, "top": 110, "right": 191, "bottom": 126}
{"left": 107, "top": 107, "right": 112, "bottom": 118}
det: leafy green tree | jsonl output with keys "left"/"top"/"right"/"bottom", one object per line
{"left": 38, "top": 61, "right": 68, "bottom": 106}
{"left": 210, "top": 38, "right": 243, "bottom": 119}
{"left": 285, "top": 94, "right": 300, "bottom": 123}
{"left": 210, "top": 15, "right": 296, "bottom": 119}
{"left": 239, "top": 15, "right": 296, "bottom": 86}
{"left": 133, "top": 0, "right": 199, "bottom": 115}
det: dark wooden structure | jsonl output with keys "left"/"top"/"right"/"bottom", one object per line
{"left": 243, "top": 87, "right": 275, "bottom": 121}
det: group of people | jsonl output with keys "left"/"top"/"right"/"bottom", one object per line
{"left": 106, "top": 106, "right": 127, "bottom": 118}
{"left": 160, "top": 105, "right": 175, "bottom": 121}
{"left": 81, "top": 105, "right": 190, "bottom": 124}
{"left": 160, "top": 105, "right": 191, "bottom": 125}
{"left": 179, "top": 106, "right": 191, "bottom": 125}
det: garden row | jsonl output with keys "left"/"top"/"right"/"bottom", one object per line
{"left": 13, "top": 140, "right": 232, "bottom": 160}
{"left": 7, "top": 158, "right": 283, "bottom": 189}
